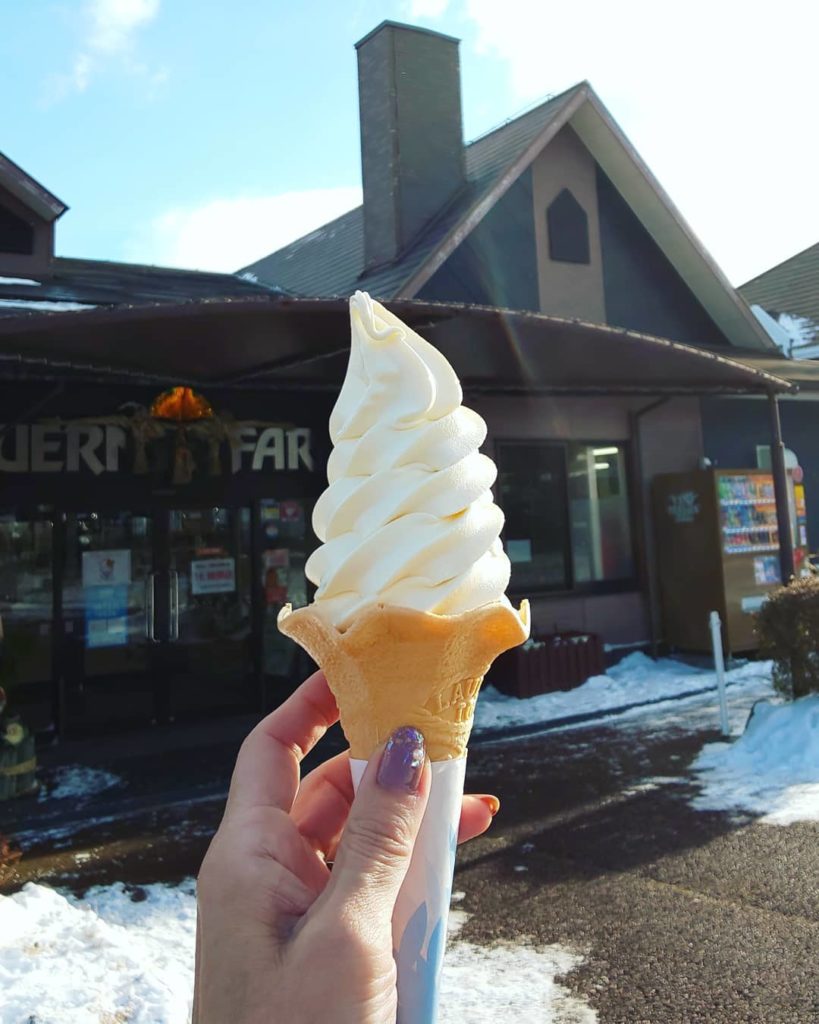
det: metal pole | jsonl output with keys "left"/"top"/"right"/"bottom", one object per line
{"left": 709, "top": 611, "right": 730, "bottom": 736}
{"left": 768, "top": 393, "right": 794, "bottom": 586}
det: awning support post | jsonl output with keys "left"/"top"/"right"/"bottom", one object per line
{"left": 768, "top": 392, "right": 794, "bottom": 585}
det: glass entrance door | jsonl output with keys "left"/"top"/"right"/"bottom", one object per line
{"left": 58, "top": 504, "right": 257, "bottom": 733}
{"left": 164, "top": 507, "right": 255, "bottom": 718}
{"left": 61, "top": 510, "right": 155, "bottom": 731}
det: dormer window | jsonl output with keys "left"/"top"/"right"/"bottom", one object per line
{"left": 0, "top": 152, "right": 66, "bottom": 275}
{"left": 547, "top": 188, "right": 590, "bottom": 264}
{"left": 0, "top": 203, "right": 35, "bottom": 255}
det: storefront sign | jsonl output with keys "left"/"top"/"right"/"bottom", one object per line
{"left": 85, "top": 584, "right": 129, "bottom": 648}
{"left": 82, "top": 549, "right": 132, "bottom": 588}
{"left": 667, "top": 491, "right": 700, "bottom": 524}
{"left": 191, "top": 558, "right": 236, "bottom": 595}
{"left": 0, "top": 423, "right": 313, "bottom": 476}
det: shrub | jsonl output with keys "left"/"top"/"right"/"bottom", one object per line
{"left": 755, "top": 575, "right": 819, "bottom": 699}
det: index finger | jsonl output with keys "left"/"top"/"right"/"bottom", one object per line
{"left": 226, "top": 670, "right": 339, "bottom": 814}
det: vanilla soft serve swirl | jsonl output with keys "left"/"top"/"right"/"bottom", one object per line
{"left": 305, "top": 291, "right": 512, "bottom": 630}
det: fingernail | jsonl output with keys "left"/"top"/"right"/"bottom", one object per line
{"left": 479, "top": 795, "right": 500, "bottom": 817}
{"left": 377, "top": 726, "right": 425, "bottom": 793}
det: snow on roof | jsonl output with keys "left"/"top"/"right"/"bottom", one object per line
{"left": 750, "top": 304, "right": 795, "bottom": 356}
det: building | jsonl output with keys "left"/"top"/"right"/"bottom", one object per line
{"left": 695, "top": 242, "right": 819, "bottom": 538}
{"left": 244, "top": 25, "right": 805, "bottom": 647}
{"left": 739, "top": 242, "right": 819, "bottom": 358}
{"left": 0, "top": 21, "right": 808, "bottom": 738}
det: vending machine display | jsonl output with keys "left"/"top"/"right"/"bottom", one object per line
{"left": 653, "top": 469, "right": 809, "bottom": 653}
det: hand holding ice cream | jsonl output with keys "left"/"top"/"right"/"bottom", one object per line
{"left": 278, "top": 291, "right": 528, "bottom": 1024}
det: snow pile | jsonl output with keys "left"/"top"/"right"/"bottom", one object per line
{"left": 0, "top": 881, "right": 196, "bottom": 1023}
{"left": 475, "top": 652, "right": 770, "bottom": 733}
{"left": 691, "top": 695, "right": 819, "bottom": 824}
{"left": 0, "top": 880, "right": 596, "bottom": 1023}
{"left": 441, "top": 939, "right": 595, "bottom": 1022}
{"left": 40, "top": 764, "right": 122, "bottom": 802}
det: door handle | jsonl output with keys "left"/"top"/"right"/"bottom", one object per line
{"left": 169, "top": 570, "right": 179, "bottom": 641}
{"left": 144, "top": 573, "right": 157, "bottom": 642}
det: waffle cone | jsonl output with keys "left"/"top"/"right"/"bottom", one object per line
{"left": 277, "top": 600, "right": 530, "bottom": 761}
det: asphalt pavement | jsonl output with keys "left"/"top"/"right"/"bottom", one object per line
{"left": 2, "top": 693, "right": 817, "bottom": 1023}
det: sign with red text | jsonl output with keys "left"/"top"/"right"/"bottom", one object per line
{"left": 190, "top": 557, "right": 236, "bottom": 595}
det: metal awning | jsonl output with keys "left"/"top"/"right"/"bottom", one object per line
{"left": 0, "top": 296, "right": 797, "bottom": 395}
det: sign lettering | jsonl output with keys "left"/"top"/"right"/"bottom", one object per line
{"left": 0, "top": 423, "right": 313, "bottom": 476}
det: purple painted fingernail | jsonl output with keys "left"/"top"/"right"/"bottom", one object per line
{"left": 377, "top": 726, "right": 426, "bottom": 792}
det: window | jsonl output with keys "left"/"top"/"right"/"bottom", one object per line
{"left": 568, "top": 444, "right": 634, "bottom": 583}
{"left": 0, "top": 204, "right": 35, "bottom": 255}
{"left": 546, "top": 188, "right": 590, "bottom": 264}
{"left": 497, "top": 443, "right": 570, "bottom": 591}
{"left": 497, "top": 440, "right": 635, "bottom": 593}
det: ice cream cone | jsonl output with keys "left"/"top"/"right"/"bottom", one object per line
{"left": 277, "top": 599, "right": 530, "bottom": 761}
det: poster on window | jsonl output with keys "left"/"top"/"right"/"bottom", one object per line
{"left": 82, "top": 549, "right": 131, "bottom": 588}
{"left": 753, "top": 555, "right": 781, "bottom": 586}
{"left": 191, "top": 557, "right": 236, "bottom": 595}
{"left": 85, "top": 584, "right": 128, "bottom": 648}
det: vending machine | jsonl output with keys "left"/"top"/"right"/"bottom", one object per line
{"left": 652, "top": 468, "right": 809, "bottom": 653}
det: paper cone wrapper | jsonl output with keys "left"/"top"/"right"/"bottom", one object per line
{"left": 279, "top": 599, "right": 529, "bottom": 1023}
{"left": 277, "top": 600, "right": 530, "bottom": 761}
{"left": 351, "top": 756, "right": 465, "bottom": 1024}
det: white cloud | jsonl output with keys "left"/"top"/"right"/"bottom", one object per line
{"left": 46, "top": 0, "right": 162, "bottom": 100}
{"left": 85, "top": 0, "right": 160, "bottom": 55}
{"left": 125, "top": 187, "right": 363, "bottom": 274}
{"left": 423, "top": 0, "right": 819, "bottom": 283}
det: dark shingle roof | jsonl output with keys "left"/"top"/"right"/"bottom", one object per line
{"left": 242, "top": 85, "right": 584, "bottom": 298}
{"left": 740, "top": 242, "right": 819, "bottom": 324}
{"left": 0, "top": 256, "right": 284, "bottom": 318}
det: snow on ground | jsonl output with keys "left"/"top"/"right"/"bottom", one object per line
{"left": 0, "top": 299, "right": 96, "bottom": 311}
{"left": 0, "top": 276, "right": 41, "bottom": 286}
{"left": 690, "top": 694, "right": 819, "bottom": 825}
{"left": 0, "top": 879, "right": 596, "bottom": 1024}
{"left": 0, "top": 881, "right": 196, "bottom": 1024}
{"left": 475, "top": 652, "right": 769, "bottom": 734}
{"left": 38, "top": 764, "right": 123, "bottom": 802}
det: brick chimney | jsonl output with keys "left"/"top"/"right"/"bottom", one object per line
{"left": 356, "top": 21, "right": 466, "bottom": 270}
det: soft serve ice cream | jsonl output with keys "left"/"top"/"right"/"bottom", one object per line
{"left": 306, "top": 290, "right": 513, "bottom": 630}
{"left": 278, "top": 291, "right": 528, "bottom": 762}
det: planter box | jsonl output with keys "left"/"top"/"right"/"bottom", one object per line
{"left": 489, "top": 631, "right": 605, "bottom": 699}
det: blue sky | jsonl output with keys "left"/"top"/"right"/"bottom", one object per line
{"left": 2, "top": 0, "right": 817, "bottom": 285}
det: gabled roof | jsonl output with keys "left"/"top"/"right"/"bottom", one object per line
{"left": 740, "top": 242, "right": 819, "bottom": 325}
{"left": 243, "top": 82, "right": 775, "bottom": 352}
{"left": 0, "top": 151, "right": 67, "bottom": 222}
{"left": 0, "top": 256, "right": 284, "bottom": 318}
{"left": 241, "top": 84, "right": 581, "bottom": 301}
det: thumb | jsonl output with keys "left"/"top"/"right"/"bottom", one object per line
{"left": 323, "top": 726, "right": 430, "bottom": 927}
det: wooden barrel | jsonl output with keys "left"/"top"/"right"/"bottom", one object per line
{"left": 0, "top": 726, "right": 37, "bottom": 801}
